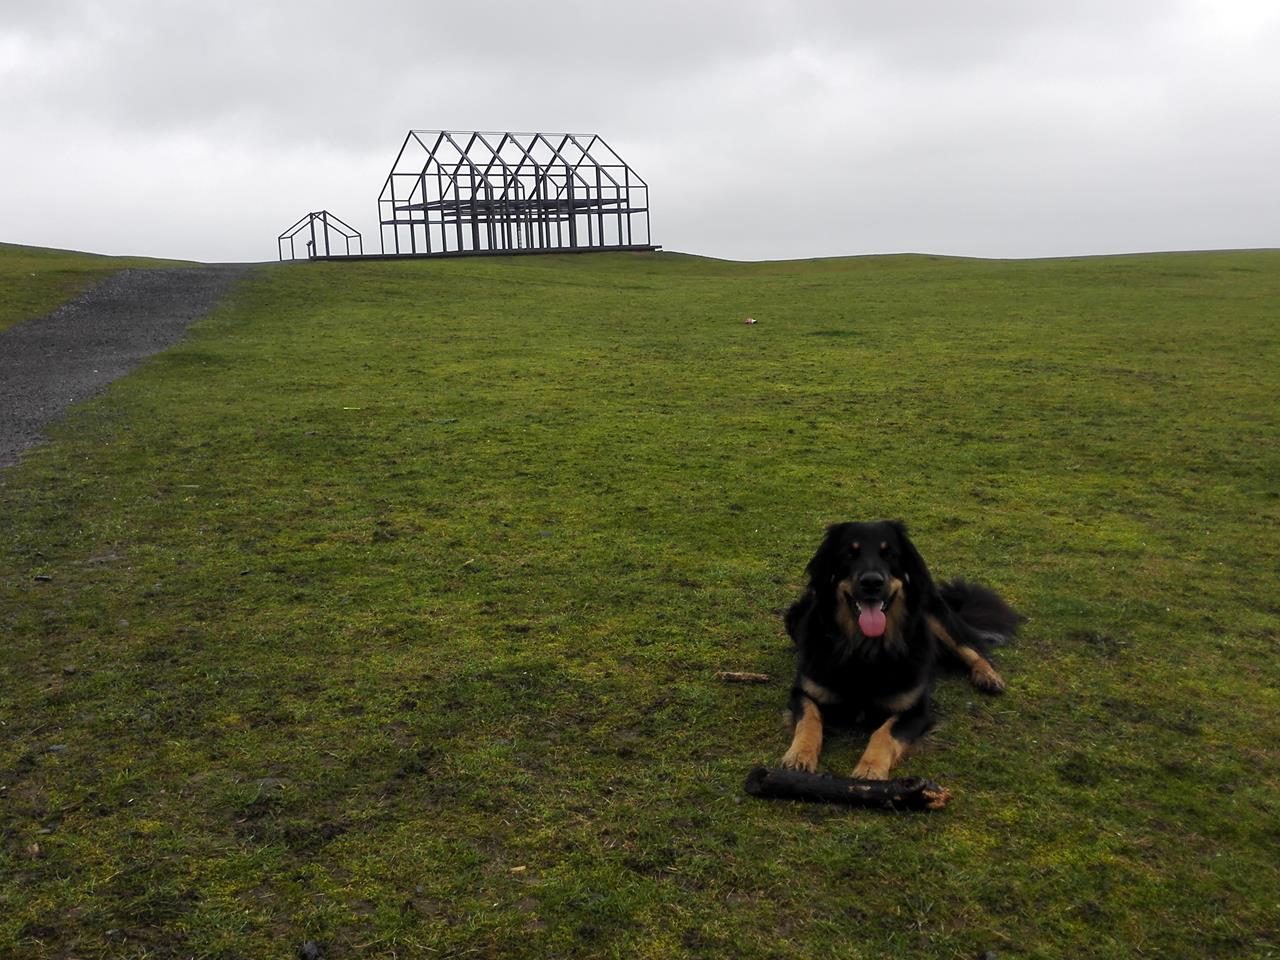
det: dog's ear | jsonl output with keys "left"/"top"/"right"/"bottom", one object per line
{"left": 805, "top": 522, "right": 852, "bottom": 585}
{"left": 889, "top": 520, "right": 936, "bottom": 600}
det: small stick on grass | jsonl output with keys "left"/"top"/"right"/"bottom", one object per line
{"left": 744, "top": 767, "right": 952, "bottom": 811}
{"left": 715, "top": 671, "right": 771, "bottom": 683}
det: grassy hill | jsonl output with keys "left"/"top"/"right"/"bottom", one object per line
{"left": 1, "top": 247, "right": 1277, "bottom": 958}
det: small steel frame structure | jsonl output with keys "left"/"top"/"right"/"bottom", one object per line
{"left": 378, "top": 131, "right": 653, "bottom": 257}
{"left": 278, "top": 211, "right": 363, "bottom": 260}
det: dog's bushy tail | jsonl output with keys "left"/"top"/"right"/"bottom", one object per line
{"left": 938, "top": 578, "right": 1024, "bottom": 654}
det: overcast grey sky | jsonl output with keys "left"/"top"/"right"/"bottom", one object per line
{"left": 2, "top": 0, "right": 1277, "bottom": 263}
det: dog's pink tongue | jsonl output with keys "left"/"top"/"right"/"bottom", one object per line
{"left": 858, "top": 603, "right": 887, "bottom": 637}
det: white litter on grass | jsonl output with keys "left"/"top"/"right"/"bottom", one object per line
{"left": 743, "top": 317, "right": 757, "bottom": 325}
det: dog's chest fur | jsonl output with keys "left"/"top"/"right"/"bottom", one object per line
{"left": 797, "top": 614, "right": 934, "bottom": 708}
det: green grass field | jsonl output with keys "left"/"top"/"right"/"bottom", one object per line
{"left": 0, "top": 242, "right": 189, "bottom": 333}
{"left": 2, "top": 246, "right": 1277, "bottom": 958}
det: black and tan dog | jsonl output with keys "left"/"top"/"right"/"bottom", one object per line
{"left": 781, "top": 520, "right": 1022, "bottom": 779}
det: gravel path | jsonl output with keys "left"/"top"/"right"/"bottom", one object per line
{"left": 0, "top": 265, "right": 254, "bottom": 468}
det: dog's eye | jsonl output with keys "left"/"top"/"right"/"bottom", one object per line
{"left": 850, "top": 541, "right": 861, "bottom": 554}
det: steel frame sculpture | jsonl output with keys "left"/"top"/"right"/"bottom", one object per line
{"left": 378, "top": 131, "right": 653, "bottom": 257}
{"left": 278, "top": 211, "right": 363, "bottom": 260}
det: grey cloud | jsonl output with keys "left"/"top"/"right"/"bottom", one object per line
{"left": 1, "top": 0, "right": 1276, "bottom": 261}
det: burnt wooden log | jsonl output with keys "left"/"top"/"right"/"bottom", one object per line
{"left": 744, "top": 766, "right": 952, "bottom": 811}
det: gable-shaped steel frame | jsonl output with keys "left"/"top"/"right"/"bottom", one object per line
{"left": 377, "top": 130, "right": 653, "bottom": 257}
{"left": 277, "top": 210, "right": 363, "bottom": 260}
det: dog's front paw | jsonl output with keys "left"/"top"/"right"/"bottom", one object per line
{"left": 851, "top": 760, "right": 890, "bottom": 781}
{"left": 970, "top": 662, "right": 1006, "bottom": 694}
{"left": 780, "top": 748, "right": 818, "bottom": 773}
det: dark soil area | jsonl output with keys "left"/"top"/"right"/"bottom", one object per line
{"left": 0, "top": 265, "right": 252, "bottom": 468}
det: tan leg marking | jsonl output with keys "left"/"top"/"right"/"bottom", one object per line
{"left": 928, "top": 614, "right": 1006, "bottom": 693}
{"left": 799, "top": 676, "right": 841, "bottom": 706}
{"left": 852, "top": 716, "right": 909, "bottom": 780}
{"left": 967, "top": 658, "right": 1006, "bottom": 693}
{"left": 875, "top": 683, "right": 926, "bottom": 715}
{"left": 781, "top": 697, "right": 823, "bottom": 773}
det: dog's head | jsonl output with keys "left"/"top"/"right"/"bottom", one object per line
{"left": 804, "top": 520, "right": 935, "bottom": 641}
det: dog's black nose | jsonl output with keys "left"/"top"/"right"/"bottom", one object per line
{"left": 858, "top": 571, "right": 885, "bottom": 593}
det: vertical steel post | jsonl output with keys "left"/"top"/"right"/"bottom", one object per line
{"left": 426, "top": 172, "right": 433, "bottom": 253}
{"left": 619, "top": 170, "right": 628, "bottom": 245}
{"left": 566, "top": 166, "right": 577, "bottom": 248}
{"left": 389, "top": 176, "right": 402, "bottom": 255}
{"left": 595, "top": 166, "right": 605, "bottom": 247}
{"left": 437, "top": 168, "right": 447, "bottom": 253}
